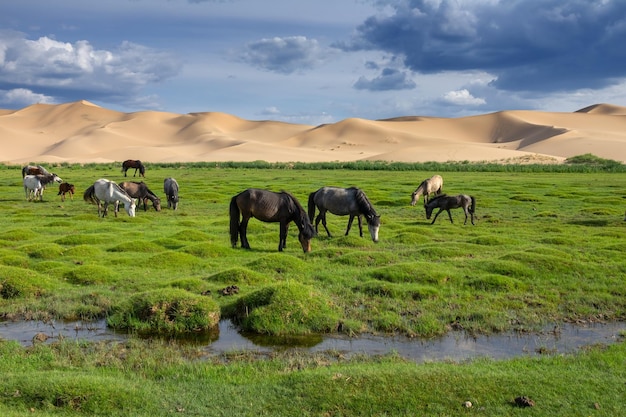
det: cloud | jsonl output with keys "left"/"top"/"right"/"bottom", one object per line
{"left": 0, "top": 30, "right": 181, "bottom": 106}
{"left": 353, "top": 67, "right": 416, "bottom": 91}
{"left": 441, "top": 89, "right": 486, "bottom": 106}
{"left": 340, "top": 0, "right": 626, "bottom": 93}
{"left": 238, "top": 36, "right": 329, "bottom": 74}
{"left": 0, "top": 88, "right": 55, "bottom": 107}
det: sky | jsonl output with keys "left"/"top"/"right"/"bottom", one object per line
{"left": 2, "top": 0, "right": 626, "bottom": 125}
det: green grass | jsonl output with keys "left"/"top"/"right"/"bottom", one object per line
{"left": 1, "top": 161, "right": 625, "bottom": 415}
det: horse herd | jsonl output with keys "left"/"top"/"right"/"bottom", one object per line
{"left": 230, "top": 174, "right": 476, "bottom": 253}
{"left": 21, "top": 165, "right": 475, "bottom": 253}
{"left": 21, "top": 162, "right": 180, "bottom": 218}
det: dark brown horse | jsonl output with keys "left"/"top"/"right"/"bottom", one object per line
{"left": 121, "top": 160, "right": 145, "bottom": 177}
{"left": 119, "top": 181, "right": 161, "bottom": 211}
{"left": 230, "top": 188, "right": 315, "bottom": 252}
{"left": 424, "top": 194, "right": 476, "bottom": 225}
{"left": 57, "top": 182, "right": 75, "bottom": 201}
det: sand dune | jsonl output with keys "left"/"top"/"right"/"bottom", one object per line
{"left": 2, "top": 100, "right": 626, "bottom": 164}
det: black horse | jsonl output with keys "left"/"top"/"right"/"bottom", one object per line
{"left": 230, "top": 188, "right": 315, "bottom": 252}
{"left": 121, "top": 159, "right": 145, "bottom": 177}
{"left": 163, "top": 177, "right": 179, "bottom": 210}
{"left": 424, "top": 194, "right": 476, "bottom": 225}
{"left": 308, "top": 186, "right": 380, "bottom": 242}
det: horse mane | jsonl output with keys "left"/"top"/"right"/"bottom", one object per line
{"left": 353, "top": 187, "right": 377, "bottom": 217}
{"left": 282, "top": 190, "right": 315, "bottom": 237}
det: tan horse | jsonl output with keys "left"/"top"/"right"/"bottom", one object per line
{"left": 411, "top": 174, "right": 443, "bottom": 205}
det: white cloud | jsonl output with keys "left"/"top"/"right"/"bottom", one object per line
{"left": 238, "top": 36, "right": 330, "bottom": 74}
{"left": 442, "top": 89, "right": 486, "bottom": 106}
{"left": 0, "top": 88, "right": 55, "bottom": 107}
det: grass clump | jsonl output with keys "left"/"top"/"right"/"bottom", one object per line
{"left": 232, "top": 282, "right": 340, "bottom": 335}
{"left": 63, "top": 265, "right": 118, "bottom": 285}
{"left": 107, "top": 288, "right": 220, "bottom": 334}
{"left": 0, "top": 265, "right": 54, "bottom": 299}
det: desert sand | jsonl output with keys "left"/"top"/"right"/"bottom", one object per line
{"left": 2, "top": 100, "right": 626, "bottom": 165}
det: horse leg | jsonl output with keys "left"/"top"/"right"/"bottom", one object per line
{"left": 278, "top": 221, "right": 289, "bottom": 251}
{"left": 317, "top": 211, "right": 331, "bottom": 237}
{"left": 446, "top": 209, "right": 454, "bottom": 223}
{"left": 345, "top": 215, "right": 356, "bottom": 236}
{"left": 357, "top": 215, "right": 364, "bottom": 237}
{"left": 431, "top": 208, "right": 444, "bottom": 224}
{"left": 240, "top": 216, "right": 251, "bottom": 249}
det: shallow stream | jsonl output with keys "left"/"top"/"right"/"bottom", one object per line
{"left": 1, "top": 319, "right": 624, "bottom": 363}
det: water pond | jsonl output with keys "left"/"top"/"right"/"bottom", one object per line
{"left": 1, "top": 319, "right": 624, "bottom": 363}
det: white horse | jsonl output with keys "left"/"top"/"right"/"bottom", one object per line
{"left": 23, "top": 173, "right": 63, "bottom": 201}
{"left": 83, "top": 178, "right": 136, "bottom": 217}
{"left": 411, "top": 174, "right": 443, "bottom": 205}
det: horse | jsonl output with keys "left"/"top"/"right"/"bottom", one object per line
{"left": 83, "top": 178, "right": 136, "bottom": 217}
{"left": 23, "top": 173, "right": 63, "bottom": 201}
{"left": 411, "top": 174, "right": 443, "bottom": 205}
{"left": 308, "top": 186, "right": 381, "bottom": 242}
{"left": 57, "top": 182, "right": 75, "bottom": 202}
{"left": 424, "top": 194, "right": 476, "bottom": 225}
{"left": 121, "top": 159, "right": 145, "bottom": 177}
{"left": 119, "top": 181, "right": 161, "bottom": 211}
{"left": 163, "top": 177, "right": 179, "bottom": 210}
{"left": 230, "top": 188, "right": 315, "bottom": 253}
{"left": 21, "top": 164, "right": 50, "bottom": 178}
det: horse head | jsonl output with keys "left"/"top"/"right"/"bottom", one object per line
{"left": 366, "top": 214, "right": 381, "bottom": 242}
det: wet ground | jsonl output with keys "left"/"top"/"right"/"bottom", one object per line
{"left": 1, "top": 319, "right": 624, "bottom": 362}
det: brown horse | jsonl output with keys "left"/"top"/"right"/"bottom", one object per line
{"left": 119, "top": 181, "right": 161, "bottom": 211}
{"left": 58, "top": 182, "right": 75, "bottom": 201}
{"left": 21, "top": 164, "right": 50, "bottom": 178}
{"left": 411, "top": 174, "right": 443, "bottom": 205}
{"left": 121, "top": 160, "right": 145, "bottom": 177}
{"left": 424, "top": 194, "right": 476, "bottom": 225}
{"left": 230, "top": 188, "right": 315, "bottom": 252}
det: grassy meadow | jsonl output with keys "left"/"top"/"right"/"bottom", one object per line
{"left": 0, "top": 161, "right": 625, "bottom": 416}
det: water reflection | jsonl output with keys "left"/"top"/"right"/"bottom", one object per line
{"left": 1, "top": 318, "right": 623, "bottom": 363}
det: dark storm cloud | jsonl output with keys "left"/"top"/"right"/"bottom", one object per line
{"left": 238, "top": 36, "right": 328, "bottom": 74}
{"left": 353, "top": 68, "right": 416, "bottom": 91}
{"left": 338, "top": 0, "right": 626, "bottom": 92}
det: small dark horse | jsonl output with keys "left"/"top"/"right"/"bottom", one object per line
{"left": 163, "top": 177, "right": 179, "bottom": 210}
{"left": 230, "top": 188, "right": 315, "bottom": 252}
{"left": 424, "top": 194, "right": 476, "bottom": 225}
{"left": 308, "top": 186, "right": 381, "bottom": 242}
{"left": 57, "top": 182, "right": 75, "bottom": 202}
{"left": 119, "top": 181, "right": 161, "bottom": 211}
{"left": 121, "top": 159, "right": 145, "bottom": 177}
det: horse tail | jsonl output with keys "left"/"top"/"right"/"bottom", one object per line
{"left": 307, "top": 191, "right": 317, "bottom": 222}
{"left": 229, "top": 196, "right": 241, "bottom": 247}
{"left": 469, "top": 196, "right": 476, "bottom": 214}
{"left": 83, "top": 185, "right": 96, "bottom": 204}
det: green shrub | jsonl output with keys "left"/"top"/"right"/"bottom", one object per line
{"left": 232, "top": 282, "right": 340, "bottom": 335}
{"left": 107, "top": 288, "right": 220, "bottom": 334}
{"left": 0, "top": 265, "right": 54, "bottom": 298}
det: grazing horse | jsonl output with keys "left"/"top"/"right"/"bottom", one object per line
{"left": 83, "top": 178, "right": 136, "bottom": 217}
{"left": 411, "top": 174, "right": 443, "bottom": 205}
{"left": 230, "top": 188, "right": 315, "bottom": 252}
{"left": 23, "top": 173, "right": 63, "bottom": 201}
{"left": 163, "top": 177, "right": 179, "bottom": 210}
{"left": 119, "top": 181, "right": 161, "bottom": 211}
{"left": 57, "top": 182, "right": 76, "bottom": 201}
{"left": 424, "top": 194, "right": 476, "bottom": 225}
{"left": 21, "top": 164, "right": 50, "bottom": 178}
{"left": 121, "top": 159, "right": 145, "bottom": 177}
{"left": 308, "top": 186, "right": 381, "bottom": 242}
